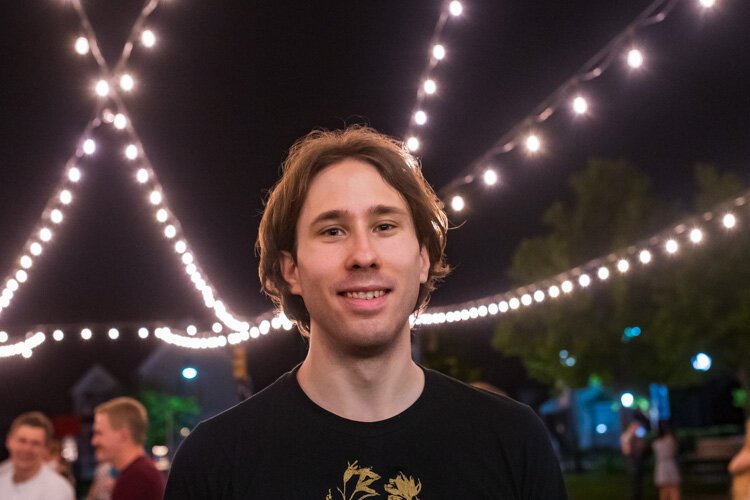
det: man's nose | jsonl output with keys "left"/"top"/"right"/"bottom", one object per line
{"left": 346, "top": 229, "right": 380, "bottom": 270}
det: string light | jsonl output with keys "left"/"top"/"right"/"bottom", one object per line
{"left": 82, "top": 139, "right": 96, "bottom": 155}
{"left": 60, "top": 190, "right": 72, "bottom": 205}
{"left": 125, "top": 144, "right": 138, "bottom": 160}
{"left": 578, "top": 274, "right": 591, "bottom": 287}
{"left": 113, "top": 113, "right": 127, "bottom": 130}
{"left": 119, "top": 74, "right": 135, "bottom": 92}
{"left": 597, "top": 266, "right": 610, "bottom": 280}
{"left": 74, "top": 37, "right": 89, "bottom": 55}
{"left": 572, "top": 95, "right": 589, "bottom": 115}
{"left": 639, "top": 249, "right": 652, "bottom": 264}
{"left": 2, "top": 1, "right": 747, "bottom": 356}
{"left": 617, "top": 259, "right": 630, "bottom": 273}
{"left": 68, "top": 167, "right": 81, "bottom": 182}
{"left": 699, "top": 0, "right": 716, "bottom": 8}
{"left": 432, "top": 44, "right": 446, "bottom": 60}
{"left": 525, "top": 134, "right": 541, "bottom": 153}
{"left": 438, "top": 0, "right": 689, "bottom": 207}
{"left": 665, "top": 239, "right": 679, "bottom": 254}
{"left": 423, "top": 79, "right": 437, "bottom": 95}
{"left": 627, "top": 48, "right": 644, "bottom": 68}
{"left": 722, "top": 213, "right": 736, "bottom": 229}
{"left": 451, "top": 195, "right": 465, "bottom": 212}
{"left": 80, "top": 328, "right": 92, "bottom": 340}
{"left": 406, "top": 136, "right": 420, "bottom": 152}
{"left": 483, "top": 169, "right": 498, "bottom": 186}
{"left": 95, "top": 80, "right": 110, "bottom": 97}
{"left": 449, "top": 1, "right": 463, "bottom": 17}
{"left": 136, "top": 168, "right": 149, "bottom": 183}
{"left": 414, "top": 110, "right": 427, "bottom": 125}
{"left": 141, "top": 29, "right": 156, "bottom": 48}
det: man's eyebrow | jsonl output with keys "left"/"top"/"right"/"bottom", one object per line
{"left": 309, "top": 205, "right": 408, "bottom": 226}
{"left": 370, "top": 204, "right": 409, "bottom": 217}
{"left": 310, "top": 209, "right": 347, "bottom": 227}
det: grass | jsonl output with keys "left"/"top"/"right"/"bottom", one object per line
{"left": 564, "top": 470, "right": 730, "bottom": 500}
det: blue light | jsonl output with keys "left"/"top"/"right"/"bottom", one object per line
{"left": 596, "top": 424, "right": 608, "bottom": 434}
{"left": 621, "top": 392, "right": 634, "bottom": 408}
{"left": 182, "top": 367, "right": 198, "bottom": 380}
{"left": 692, "top": 353, "right": 712, "bottom": 371}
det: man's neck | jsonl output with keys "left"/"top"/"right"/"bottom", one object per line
{"left": 297, "top": 330, "right": 424, "bottom": 422}
{"left": 113, "top": 446, "right": 145, "bottom": 472}
{"left": 12, "top": 463, "right": 42, "bottom": 484}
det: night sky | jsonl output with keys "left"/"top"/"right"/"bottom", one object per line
{"left": 1, "top": 0, "right": 749, "bottom": 420}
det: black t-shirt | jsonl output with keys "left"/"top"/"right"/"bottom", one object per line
{"left": 165, "top": 366, "right": 567, "bottom": 499}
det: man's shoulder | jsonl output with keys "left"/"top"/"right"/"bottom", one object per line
{"left": 424, "top": 368, "right": 543, "bottom": 430}
{"left": 37, "top": 465, "right": 75, "bottom": 494}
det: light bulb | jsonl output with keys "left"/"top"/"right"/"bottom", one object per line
{"left": 74, "top": 37, "right": 90, "bottom": 55}
{"left": 414, "top": 110, "right": 427, "bottom": 125}
{"left": 423, "top": 79, "right": 437, "bottom": 95}
{"left": 141, "top": 30, "right": 156, "bottom": 48}
{"left": 525, "top": 134, "right": 541, "bottom": 153}
{"left": 572, "top": 96, "right": 588, "bottom": 115}
{"left": 483, "top": 169, "right": 498, "bottom": 186}
{"left": 432, "top": 44, "right": 446, "bottom": 60}
{"left": 95, "top": 80, "right": 110, "bottom": 97}
{"left": 120, "top": 74, "right": 134, "bottom": 92}
{"left": 450, "top": 195, "right": 465, "bottom": 212}
{"left": 627, "top": 48, "right": 644, "bottom": 68}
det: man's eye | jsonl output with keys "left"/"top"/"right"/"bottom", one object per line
{"left": 376, "top": 223, "right": 394, "bottom": 231}
{"left": 323, "top": 228, "right": 342, "bottom": 236}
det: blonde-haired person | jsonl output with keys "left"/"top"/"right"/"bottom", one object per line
{"left": 0, "top": 411, "right": 75, "bottom": 500}
{"left": 92, "top": 397, "right": 164, "bottom": 500}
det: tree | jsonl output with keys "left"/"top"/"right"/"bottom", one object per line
{"left": 138, "top": 389, "right": 200, "bottom": 447}
{"left": 492, "top": 159, "right": 750, "bottom": 420}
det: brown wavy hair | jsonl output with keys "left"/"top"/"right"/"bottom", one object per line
{"left": 256, "top": 126, "right": 449, "bottom": 336}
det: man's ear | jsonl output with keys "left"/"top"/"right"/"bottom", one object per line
{"left": 280, "top": 251, "right": 302, "bottom": 295}
{"left": 418, "top": 245, "right": 430, "bottom": 284}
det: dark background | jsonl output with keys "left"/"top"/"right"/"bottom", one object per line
{"left": 1, "top": 0, "right": 748, "bottom": 424}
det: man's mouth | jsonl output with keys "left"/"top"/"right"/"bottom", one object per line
{"left": 341, "top": 290, "right": 388, "bottom": 300}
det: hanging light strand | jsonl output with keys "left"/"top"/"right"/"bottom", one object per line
{"left": 403, "top": 0, "right": 465, "bottom": 153}
{"left": 414, "top": 189, "right": 748, "bottom": 327}
{"left": 439, "top": 0, "right": 682, "bottom": 205}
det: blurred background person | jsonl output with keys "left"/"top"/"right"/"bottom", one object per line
{"left": 652, "top": 420, "right": 681, "bottom": 500}
{"left": 0, "top": 411, "right": 75, "bottom": 500}
{"left": 91, "top": 397, "right": 164, "bottom": 500}
{"left": 729, "top": 420, "right": 750, "bottom": 500}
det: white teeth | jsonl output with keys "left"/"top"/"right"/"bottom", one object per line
{"left": 344, "top": 290, "right": 386, "bottom": 300}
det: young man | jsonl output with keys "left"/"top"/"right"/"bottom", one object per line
{"left": 166, "top": 126, "right": 567, "bottom": 498}
{"left": 92, "top": 397, "right": 165, "bottom": 500}
{"left": 0, "top": 412, "right": 75, "bottom": 500}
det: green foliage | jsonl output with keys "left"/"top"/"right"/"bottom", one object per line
{"left": 494, "top": 159, "right": 750, "bottom": 412}
{"left": 138, "top": 389, "right": 200, "bottom": 446}
{"left": 420, "top": 330, "right": 484, "bottom": 383}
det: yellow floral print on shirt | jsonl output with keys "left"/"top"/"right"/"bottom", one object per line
{"left": 325, "top": 461, "right": 421, "bottom": 500}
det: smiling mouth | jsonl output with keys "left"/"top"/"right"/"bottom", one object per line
{"left": 341, "top": 290, "right": 388, "bottom": 300}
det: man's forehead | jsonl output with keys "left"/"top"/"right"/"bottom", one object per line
{"left": 12, "top": 425, "right": 45, "bottom": 441}
{"left": 302, "top": 162, "right": 409, "bottom": 217}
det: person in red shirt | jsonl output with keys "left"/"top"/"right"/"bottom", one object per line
{"left": 91, "top": 397, "right": 165, "bottom": 500}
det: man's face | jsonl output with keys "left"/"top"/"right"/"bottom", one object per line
{"left": 6, "top": 425, "right": 47, "bottom": 477}
{"left": 282, "top": 159, "right": 429, "bottom": 355}
{"left": 91, "top": 412, "right": 124, "bottom": 463}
